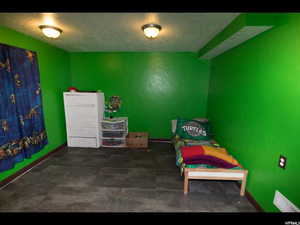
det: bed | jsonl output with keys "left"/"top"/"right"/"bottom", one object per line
{"left": 171, "top": 119, "right": 248, "bottom": 196}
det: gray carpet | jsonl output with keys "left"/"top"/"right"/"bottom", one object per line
{"left": 0, "top": 142, "right": 256, "bottom": 212}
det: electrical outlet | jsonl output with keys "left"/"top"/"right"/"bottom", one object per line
{"left": 278, "top": 155, "right": 287, "bottom": 169}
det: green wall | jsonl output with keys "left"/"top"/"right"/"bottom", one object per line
{"left": 70, "top": 52, "right": 210, "bottom": 138}
{"left": 207, "top": 13, "right": 300, "bottom": 211}
{"left": 0, "top": 26, "right": 71, "bottom": 182}
{"left": 3, "top": 13, "right": 299, "bottom": 213}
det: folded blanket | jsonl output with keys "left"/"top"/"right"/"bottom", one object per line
{"left": 180, "top": 145, "right": 241, "bottom": 169}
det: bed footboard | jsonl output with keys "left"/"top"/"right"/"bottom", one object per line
{"left": 183, "top": 168, "right": 248, "bottom": 196}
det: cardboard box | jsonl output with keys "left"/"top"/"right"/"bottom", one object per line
{"left": 126, "top": 132, "right": 148, "bottom": 148}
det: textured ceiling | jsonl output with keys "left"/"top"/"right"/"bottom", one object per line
{"left": 0, "top": 13, "right": 239, "bottom": 52}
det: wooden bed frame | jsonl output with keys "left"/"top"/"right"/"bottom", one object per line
{"left": 171, "top": 119, "right": 248, "bottom": 196}
{"left": 183, "top": 167, "right": 248, "bottom": 196}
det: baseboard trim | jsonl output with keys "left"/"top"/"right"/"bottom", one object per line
{"left": 235, "top": 182, "right": 264, "bottom": 212}
{"left": 0, "top": 142, "right": 67, "bottom": 189}
{"left": 149, "top": 138, "right": 171, "bottom": 143}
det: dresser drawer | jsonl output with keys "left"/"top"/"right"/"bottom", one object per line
{"left": 68, "top": 137, "right": 98, "bottom": 148}
{"left": 64, "top": 93, "right": 98, "bottom": 106}
{"left": 67, "top": 127, "right": 98, "bottom": 137}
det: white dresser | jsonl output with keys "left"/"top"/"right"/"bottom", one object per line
{"left": 63, "top": 92, "right": 105, "bottom": 148}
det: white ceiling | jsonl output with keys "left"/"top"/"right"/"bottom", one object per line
{"left": 0, "top": 13, "right": 240, "bottom": 52}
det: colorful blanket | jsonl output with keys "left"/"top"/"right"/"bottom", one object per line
{"left": 180, "top": 145, "right": 241, "bottom": 169}
{"left": 172, "top": 135, "right": 242, "bottom": 174}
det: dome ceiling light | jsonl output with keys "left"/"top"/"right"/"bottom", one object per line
{"left": 141, "top": 23, "right": 162, "bottom": 39}
{"left": 39, "top": 25, "right": 62, "bottom": 39}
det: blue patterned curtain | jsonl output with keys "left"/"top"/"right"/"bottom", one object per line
{"left": 0, "top": 43, "right": 48, "bottom": 172}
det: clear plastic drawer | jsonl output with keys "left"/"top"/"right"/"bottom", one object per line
{"left": 101, "top": 120, "right": 126, "bottom": 130}
{"left": 102, "top": 138, "right": 126, "bottom": 147}
{"left": 102, "top": 131, "right": 126, "bottom": 138}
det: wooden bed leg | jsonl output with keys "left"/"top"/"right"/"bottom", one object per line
{"left": 240, "top": 170, "right": 248, "bottom": 196}
{"left": 184, "top": 169, "right": 189, "bottom": 194}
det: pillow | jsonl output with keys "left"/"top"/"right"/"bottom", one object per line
{"left": 175, "top": 118, "right": 212, "bottom": 141}
{"left": 171, "top": 118, "right": 209, "bottom": 134}
{"left": 193, "top": 118, "right": 209, "bottom": 123}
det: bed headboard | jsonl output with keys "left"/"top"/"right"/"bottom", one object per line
{"left": 171, "top": 120, "right": 177, "bottom": 134}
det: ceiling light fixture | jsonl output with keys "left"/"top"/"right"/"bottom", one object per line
{"left": 39, "top": 25, "right": 62, "bottom": 39}
{"left": 142, "top": 23, "right": 162, "bottom": 39}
